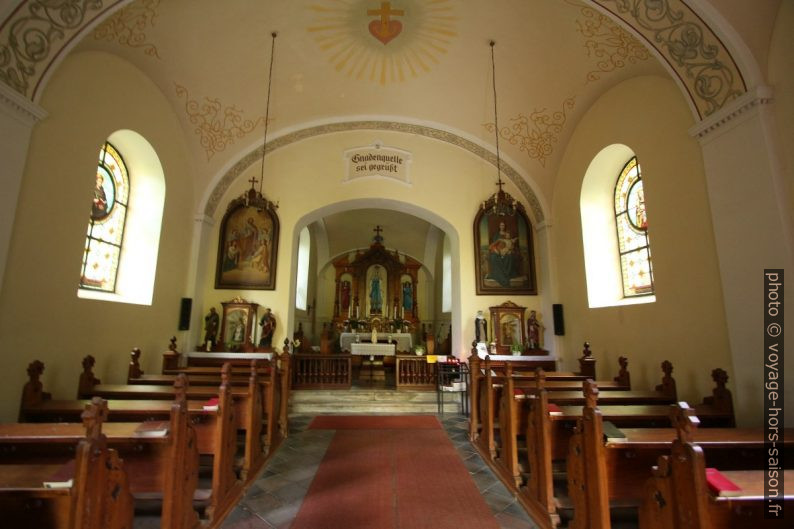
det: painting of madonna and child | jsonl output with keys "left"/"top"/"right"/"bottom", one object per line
{"left": 215, "top": 205, "right": 279, "bottom": 289}
{"left": 474, "top": 209, "right": 537, "bottom": 295}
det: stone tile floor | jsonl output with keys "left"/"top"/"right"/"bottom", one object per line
{"left": 218, "top": 413, "right": 539, "bottom": 529}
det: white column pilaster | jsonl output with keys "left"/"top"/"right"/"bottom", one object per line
{"left": 691, "top": 85, "right": 794, "bottom": 426}
{"left": 0, "top": 83, "right": 47, "bottom": 295}
{"left": 184, "top": 213, "right": 215, "bottom": 351}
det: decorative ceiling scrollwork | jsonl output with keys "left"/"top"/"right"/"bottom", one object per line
{"left": 592, "top": 0, "right": 745, "bottom": 118}
{"left": 0, "top": 0, "right": 131, "bottom": 100}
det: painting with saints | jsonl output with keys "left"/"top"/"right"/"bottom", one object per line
{"left": 474, "top": 207, "right": 537, "bottom": 295}
{"left": 215, "top": 204, "right": 279, "bottom": 289}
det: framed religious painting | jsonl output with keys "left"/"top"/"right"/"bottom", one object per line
{"left": 215, "top": 194, "right": 279, "bottom": 289}
{"left": 217, "top": 299, "right": 259, "bottom": 351}
{"left": 489, "top": 301, "right": 526, "bottom": 355}
{"left": 473, "top": 202, "right": 537, "bottom": 295}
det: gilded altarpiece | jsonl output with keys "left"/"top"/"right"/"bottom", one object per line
{"left": 331, "top": 239, "right": 421, "bottom": 327}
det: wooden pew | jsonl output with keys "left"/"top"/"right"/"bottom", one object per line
{"left": 3, "top": 389, "right": 200, "bottom": 529}
{"left": 157, "top": 338, "right": 292, "bottom": 439}
{"left": 639, "top": 405, "right": 793, "bottom": 529}
{"left": 0, "top": 398, "right": 135, "bottom": 529}
{"left": 124, "top": 352, "right": 284, "bottom": 454}
{"left": 567, "top": 396, "right": 793, "bottom": 529}
{"left": 470, "top": 344, "right": 627, "bottom": 439}
{"left": 495, "top": 368, "right": 676, "bottom": 511}
{"left": 20, "top": 362, "right": 246, "bottom": 525}
{"left": 473, "top": 355, "right": 640, "bottom": 465}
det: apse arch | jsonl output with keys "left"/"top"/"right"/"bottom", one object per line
{"left": 285, "top": 197, "right": 463, "bottom": 355}
{"left": 201, "top": 118, "right": 548, "bottom": 225}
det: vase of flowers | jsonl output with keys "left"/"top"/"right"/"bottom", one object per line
{"left": 510, "top": 343, "right": 523, "bottom": 356}
{"left": 414, "top": 345, "right": 425, "bottom": 356}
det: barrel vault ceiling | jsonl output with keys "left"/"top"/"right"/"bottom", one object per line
{"left": 1, "top": 0, "right": 775, "bottom": 217}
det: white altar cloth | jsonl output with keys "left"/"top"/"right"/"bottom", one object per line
{"left": 350, "top": 343, "right": 396, "bottom": 356}
{"left": 340, "top": 332, "right": 411, "bottom": 352}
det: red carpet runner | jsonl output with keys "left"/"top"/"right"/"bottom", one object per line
{"left": 292, "top": 416, "right": 499, "bottom": 529}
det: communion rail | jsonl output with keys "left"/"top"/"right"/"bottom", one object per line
{"left": 292, "top": 354, "right": 352, "bottom": 389}
{"left": 396, "top": 355, "right": 437, "bottom": 390}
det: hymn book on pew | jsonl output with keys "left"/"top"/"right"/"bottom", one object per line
{"left": 203, "top": 397, "right": 219, "bottom": 411}
{"left": 548, "top": 403, "right": 563, "bottom": 416}
{"left": 133, "top": 420, "right": 170, "bottom": 437}
{"left": 43, "top": 459, "right": 75, "bottom": 488}
{"left": 705, "top": 468, "right": 742, "bottom": 497}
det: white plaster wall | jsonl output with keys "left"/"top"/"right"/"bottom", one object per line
{"left": 195, "top": 130, "right": 551, "bottom": 362}
{"left": 552, "top": 76, "right": 734, "bottom": 419}
{"left": 0, "top": 51, "right": 196, "bottom": 421}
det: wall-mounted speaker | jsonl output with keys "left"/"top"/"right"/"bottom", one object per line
{"left": 178, "top": 298, "right": 192, "bottom": 331}
{"left": 552, "top": 304, "right": 565, "bottom": 336}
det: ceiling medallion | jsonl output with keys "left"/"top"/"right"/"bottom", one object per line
{"left": 306, "top": 0, "right": 458, "bottom": 85}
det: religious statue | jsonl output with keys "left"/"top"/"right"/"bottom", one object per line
{"left": 475, "top": 310, "right": 488, "bottom": 343}
{"left": 259, "top": 308, "right": 276, "bottom": 347}
{"left": 402, "top": 281, "right": 412, "bottom": 311}
{"left": 370, "top": 267, "right": 383, "bottom": 313}
{"left": 527, "top": 310, "right": 541, "bottom": 349}
{"left": 340, "top": 280, "right": 351, "bottom": 312}
{"left": 204, "top": 307, "right": 219, "bottom": 347}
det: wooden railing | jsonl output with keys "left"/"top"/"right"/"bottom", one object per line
{"left": 292, "top": 354, "right": 352, "bottom": 389}
{"left": 396, "top": 355, "right": 437, "bottom": 390}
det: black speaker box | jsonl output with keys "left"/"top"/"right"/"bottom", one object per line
{"left": 178, "top": 298, "right": 192, "bottom": 330}
{"left": 552, "top": 303, "right": 565, "bottom": 336}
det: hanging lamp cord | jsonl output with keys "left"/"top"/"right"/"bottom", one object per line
{"left": 260, "top": 31, "right": 278, "bottom": 194}
{"left": 490, "top": 40, "right": 503, "bottom": 193}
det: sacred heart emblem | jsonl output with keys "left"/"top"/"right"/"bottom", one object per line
{"left": 369, "top": 19, "right": 402, "bottom": 45}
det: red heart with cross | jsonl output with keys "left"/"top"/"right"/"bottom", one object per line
{"left": 369, "top": 19, "right": 402, "bottom": 45}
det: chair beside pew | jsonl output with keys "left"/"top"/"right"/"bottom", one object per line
{"left": 0, "top": 398, "right": 135, "bottom": 529}
{"left": 639, "top": 406, "right": 793, "bottom": 529}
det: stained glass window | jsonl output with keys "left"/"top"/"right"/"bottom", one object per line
{"left": 79, "top": 142, "right": 129, "bottom": 292}
{"left": 614, "top": 157, "right": 653, "bottom": 297}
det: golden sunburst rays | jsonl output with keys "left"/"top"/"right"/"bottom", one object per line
{"left": 307, "top": 0, "right": 458, "bottom": 85}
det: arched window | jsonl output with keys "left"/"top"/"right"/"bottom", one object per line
{"left": 296, "top": 226, "right": 311, "bottom": 310}
{"left": 77, "top": 130, "right": 166, "bottom": 305}
{"left": 614, "top": 157, "right": 653, "bottom": 297}
{"left": 79, "top": 141, "right": 129, "bottom": 292}
{"left": 580, "top": 145, "right": 655, "bottom": 308}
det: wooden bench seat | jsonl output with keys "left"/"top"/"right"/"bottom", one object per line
{"left": 2, "top": 393, "right": 200, "bottom": 529}
{"left": 0, "top": 398, "right": 135, "bottom": 529}
{"left": 567, "top": 394, "right": 794, "bottom": 529}
{"left": 76, "top": 356, "right": 284, "bottom": 458}
{"left": 21, "top": 363, "right": 251, "bottom": 524}
{"left": 639, "top": 405, "right": 793, "bottom": 529}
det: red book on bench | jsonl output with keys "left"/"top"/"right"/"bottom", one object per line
{"left": 203, "top": 397, "right": 219, "bottom": 411}
{"left": 548, "top": 403, "right": 562, "bottom": 416}
{"left": 705, "top": 468, "right": 742, "bottom": 497}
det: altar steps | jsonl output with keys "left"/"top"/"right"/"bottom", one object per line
{"left": 288, "top": 388, "right": 464, "bottom": 415}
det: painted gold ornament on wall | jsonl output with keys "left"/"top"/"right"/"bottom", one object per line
{"left": 93, "top": 0, "right": 162, "bottom": 59}
{"left": 307, "top": 0, "right": 458, "bottom": 85}
{"left": 175, "top": 83, "right": 266, "bottom": 161}
{"left": 484, "top": 97, "right": 576, "bottom": 168}
{"left": 570, "top": 3, "right": 650, "bottom": 83}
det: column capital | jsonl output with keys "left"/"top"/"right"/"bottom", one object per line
{"left": 0, "top": 82, "right": 47, "bottom": 125}
{"left": 689, "top": 85, "right": 774, "bottom": 143}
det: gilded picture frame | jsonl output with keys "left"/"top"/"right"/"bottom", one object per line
{"left": 473, "top": 203, "right": 537, "bottom": 295}
{"left": 215, "top": 203, "right": 279, "bottom": 289}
